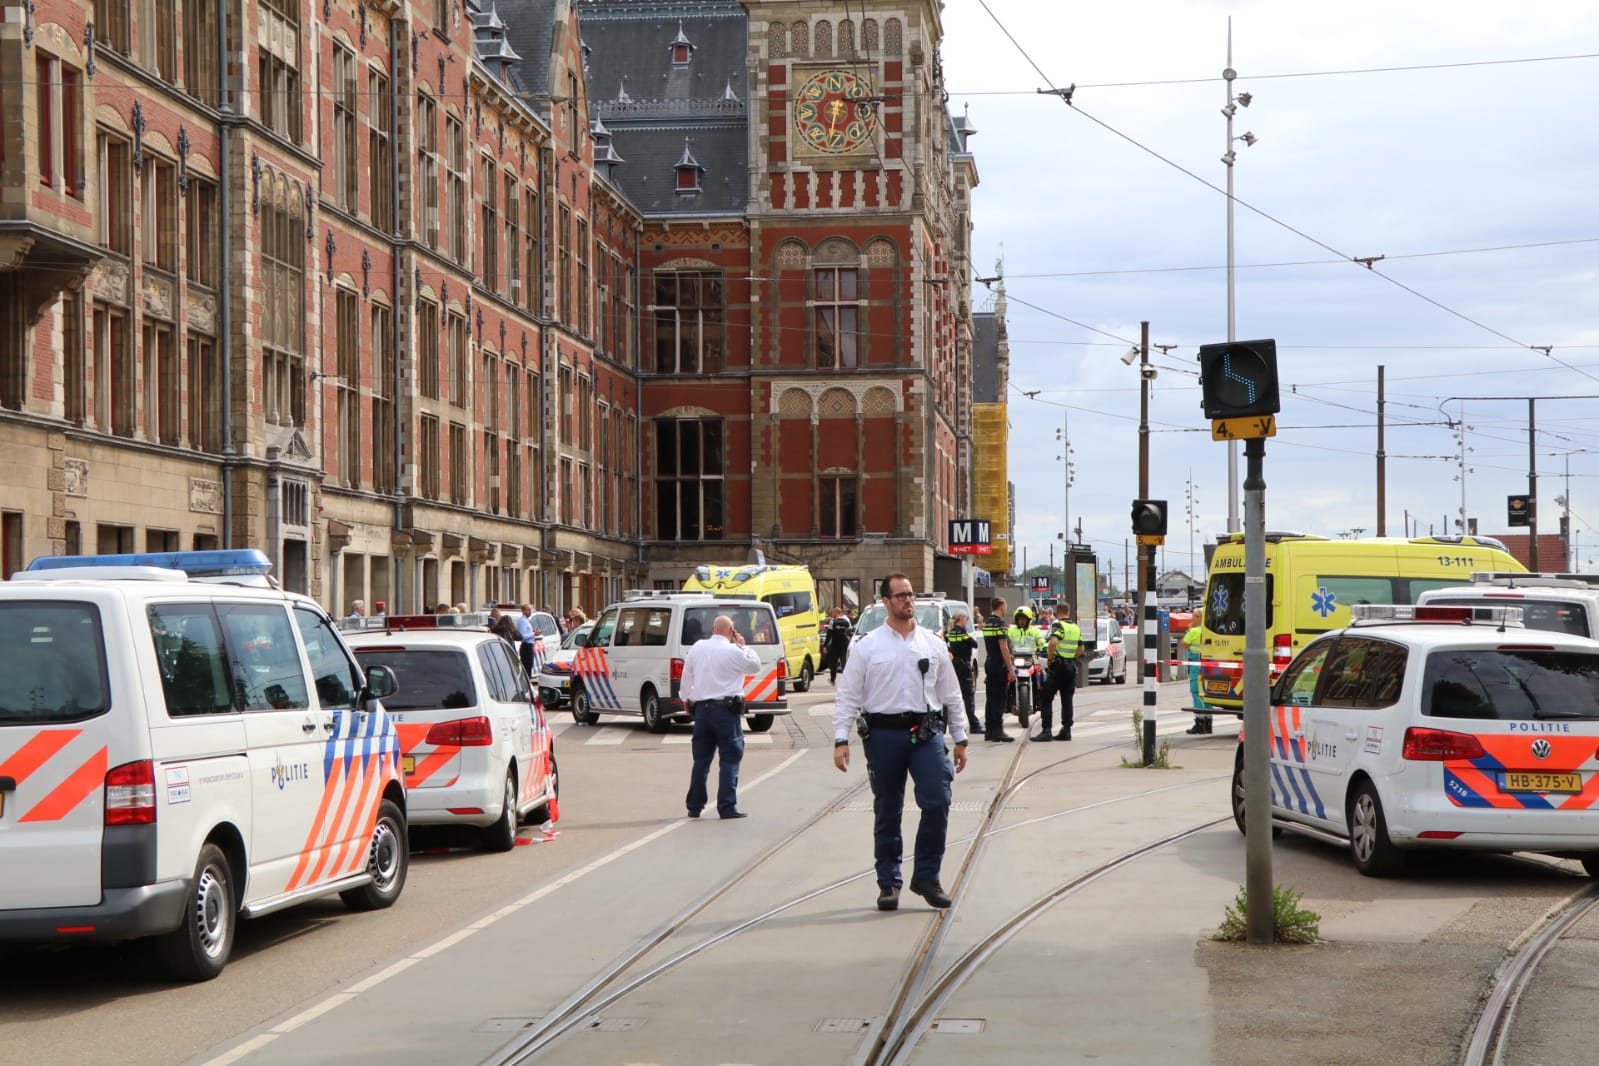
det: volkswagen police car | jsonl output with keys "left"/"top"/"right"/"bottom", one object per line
{"left": 1232, "top": 603, "right": 1599, "bottom": 877}
{"left": 0, "top": 551, "right": 406, "bottom": 980}
{"left": 344, "top": 614, "right": 557, "bottom": 850}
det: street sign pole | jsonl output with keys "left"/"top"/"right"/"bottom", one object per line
{"left": 1242, "top": 436, "right": 1274, "bottom": 944}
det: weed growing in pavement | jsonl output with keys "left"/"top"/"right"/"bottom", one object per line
{"left": 1214, "top": 884, "right": 1321, "bottom": 944}
{"left": 1119, "top": 709, "right": 1176, "bottom": 769}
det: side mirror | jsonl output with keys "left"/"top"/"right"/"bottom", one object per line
{"left": 364, "top": 664, "right": 398, "bottom": 700}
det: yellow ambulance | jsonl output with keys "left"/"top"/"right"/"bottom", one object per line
{"left": 683, "top": 564, "right": 822, "bottom": 690}
{"left": 1197, "top": 533, "right": 1525, "bottom": 712}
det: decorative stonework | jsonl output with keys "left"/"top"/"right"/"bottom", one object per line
{"left": 143, "top": 273, "right": 174, "bottom": 320}
{"left": 92, "top": 258, "right": 130, "bottom": 306}
{"left": 818, "top": 387, "right": 853, "bottom": 416}
{"left": 774, "top": 240, "right": 807, "bottom": 269}
{"left": 866, "top": 238, "right": 897, "bottom": 267}
{"left": 64, "top": 458, "right": 88, "bottom": 497}
{"left": 862, "top": 386, "right": 896, "bottom": 415}
{"left": 190, "top": 478, "right": 221, "bottom": 514}
{"left": 187, "top": 290, "right": 216, "bottom": 333}
{"left": 815, "top": 237, "right": 856, "bottom": 264}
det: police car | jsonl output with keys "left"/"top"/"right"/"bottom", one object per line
{"left": 0, "top": 551, "right": 406, "bottom": 980}
{"left": 573, "top": 591, "right": 789, "bottom": 732}
{"left": 1232, "top": 604, "right": 1599, "bottom": 877}
{"left": 344, "top": 615, "right": 558, "bottom": 850}
{"left": 536, "top": 621, "right": 596, "bottom": 710}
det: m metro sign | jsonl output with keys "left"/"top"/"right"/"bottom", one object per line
{"left": 949, "top": 519, "right": 992, "bottom": 555}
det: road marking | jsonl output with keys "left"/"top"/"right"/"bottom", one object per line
{"left": 195, "top": 748, "right": 810, "bottom": 1065}
{"left": 584, "top": 731, "right": 626, "bottom": 745}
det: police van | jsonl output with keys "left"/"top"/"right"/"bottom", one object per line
{"left": 1198, "top": 533, "right": 1524, "bottom": 714}
{"left": 1418, "top": 572, "right": 1599, "bottom": 640}
{"left": 571, "top": 591, "right": 789, "bottom": 733}
{"left": 0, "top": 551, "right": 407, "bottom": 980}
{"left": 1233, "top": 604, "right": 1599, "bottom": 877}
{"left": 683, "top": 564, "right": 821, "bottom": 691}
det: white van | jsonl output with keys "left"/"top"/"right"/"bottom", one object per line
{"left": 0, "top": 550, "right": 407, "bottom": 980}
{"left": 1418, "top": 572, "right": 1599, "bottom": 639}
{"left": 570, "top": 591, "right": 789, "bottom": 733}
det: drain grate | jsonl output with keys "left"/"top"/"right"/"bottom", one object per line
{"left": 932, "top": 1018, "right": 986, "bottom": 1034}
{"left": 476, "top": 1018, "right": 539, "bottom": 1033}
{"left": 814, "top": 1017, "right": 871, "bottom": 1033}
{"left": 586, "top": 1016, "right": 647, "bottom": 1032}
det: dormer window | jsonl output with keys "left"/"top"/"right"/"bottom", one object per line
{"left": 675, "top": 140, "right": 703, "bottom": 195}
{"left": 671, "top": 23, "right": 694, "bottom": 67}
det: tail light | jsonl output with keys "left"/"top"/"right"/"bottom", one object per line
{"left": 1402, "top": 727, "right": 1486, "bottom": 762}
{"left": 670, "top": 658, "right": 685, "bottom": 682}
{"left": 424, "top": 716, "right": 494, "bottom": 747}
{"left": 1272, "top": 633, "right": 1294, "bottom": 667}
{"left": 105, "top": 760, "right": 156, "bottom": 825}
{"left": 778, "top": 657, "right": 788, "bottom": 678}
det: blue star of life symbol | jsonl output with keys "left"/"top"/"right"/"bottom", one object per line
{"left": 1311, "top": 586, "right": 1337, "bottom": 618}
{"left": 1210, "top": 586, "right": 1229, "bottom": 616}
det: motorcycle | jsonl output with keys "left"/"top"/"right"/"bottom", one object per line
{"left": 1011, "top": 651, "right": 1037, "bottom": 727}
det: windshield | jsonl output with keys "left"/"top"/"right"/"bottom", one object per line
{"left": 854, "top": 603, "right": 942, "bottom": 637}
{"left": 1423, "top": 648, "right": 1599, "bottom": 720}
{"left": 353, "top": 648, "right": 477, "bottom": 711}
{"left": 560, "top": 624, "right": 593, "bottom": 651}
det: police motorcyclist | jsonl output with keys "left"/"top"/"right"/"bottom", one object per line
{"left": 824, "top": 607, "right": 854, "bottom": 683}
{"left": 1007, "top": 606, "right": 1043, "bottom": 722}
{"left": 1036, "top": 601, "right": 1082, "bottom": 741}
{"left": 980, "top": 600, "right": 1016, "bottom": 742}
{"left": 945, "top": 611, "right": 982, "bottom": 738}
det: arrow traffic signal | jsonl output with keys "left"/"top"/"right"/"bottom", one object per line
{"left": 1131, "top": 499, "right": 1168, "bottom": 537}
{"left": 1198, "top": 339, "right": 1280, "bottom": 420}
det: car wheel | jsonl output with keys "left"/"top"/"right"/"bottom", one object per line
{"left": 1017, "top": 679, "right": 1031, "bottom": 728}
{"left": 482, "top": 770, "right": 518, "bottom": 853}
{"left": 1581, "top": 854, "right": 1599, "bottom": 879}
{"left": 527, "top": 750, "right": 558, "bottom": 825}
{"left": 747, "top": 713, "right": 774, "bottom": 733}
{"left": 1116, "top": 660, "right": 1128, "bottom": 684}
{"left": 341, "top": 798, "right": 409, "bottom": 910}
{"left": 571, "top": 687, "right": 599, "bottom": 725}
{"left": 795, "top": 659, "right": 814, "bottom": 693}
{"left": 641, "top": 686, "right": 669, "bottom": 733}
{"left": 1349, "top": 781, "right": 1406, "bottom": 877}
{"left": 154, "top": 843, "right": 235, "bottom": 981}
{"left": 1230, "top": 749, "right": 1281, "bottom": 839}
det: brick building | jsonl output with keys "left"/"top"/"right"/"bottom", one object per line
{"left": 0, "top": 0, "right": 987, "bottom": 615}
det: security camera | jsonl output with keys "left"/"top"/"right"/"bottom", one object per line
{"left": 1120, "top": 347, "right": 1140, "bottom": 366}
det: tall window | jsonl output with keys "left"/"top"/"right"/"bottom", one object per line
{"left": 416, "top": 300, "right": 440, "bottom": 399}
{"left": 654, "top": 419, "right": 724, "bottom": 541}
{"left": 332, "top": 45, "right": 359, "bottom": 211}
{"left": 419, "top": 414, "right": 440, "bottom": 499}
{"left": 141, "top": 158, "right": 178, "bottom": 272}
{"left": 558, "top": 365, "right": 572, "bottom": 444}
{"left": 93, "top": 303, "right": 133, "bottom": 434}
{"left": 504, "top": 174, "right": 520, "bottom": 302}
{"left": 445, "top": 116, "right": 466, "bottom": 262}
{"left": 63, "top": 290, "right": 85, "bottom": 424}
{"left": 136, "top": 0, "right": 176, "bottom": 81}
{"left": 814, "top": 267, "right": 861, "bottom": 369}
{"left": 258, "top": 0, "right": 303, "bottom": 141}
{"left": 557, "top": 205, "right": 572, "bottom": 326}
{"left": 187, "top": 334, "right": 221, "bottom": 451}
{"left": 368, "top": 68, "right": 394, "bottom": 231}
{"left": 479, "top": 156, "right": 498, "bottom": 289}
{"left": 1, "top": 277, "right": 25, "bottom": 410}
{"left": 560, "top": 457, "right": 574, "bottom": 525}
{"left": 262, "top": 187, "right": 306, "bottom": 426}
{"left": 448, "top": 421, "right": 468, "bottom": 505}
{"left": 142, "top": 321, "right": 178, "bottom": 444}
{"left": 651, "top": 272, "right": 724, "bottom": 374}
{"left": 185, "top": 177, "right": 218, "bottom": 287}
{"left": 820, "top": 476, "right": 858, "bottom": 538}
{"left": 96, "top": 132, "right": 132, "bottom": 254}
{"left": 576, "top": 219, "right": 590, "bottom": 336}
{"left": 523, "top": 187, "right": 540, "bottom": 310}
{"left": 336, "top": 288, "right": 361, "bottom": 485}
{"left": 371, "top": 303, "right": 396, "bottom": 492}
{"left": 446, "top": 311, "right": 467, "bottom": 407}
{"left": 96, "top": 0, "right": 131, "bottom": 55}
{"left": 416, "top": 95, "right": 439, "bottom": 248}
{"left": 36, "top": 55, "right": 83, "bottom": 198}
{"left": 506, "top": 370, "right": 521, "bottom": 514}
{"left": 183, "top": 0, "right": 219, "bottom": 105}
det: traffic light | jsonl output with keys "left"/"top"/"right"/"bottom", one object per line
{"left": 1131, "top": 499, "right": 1168, "bottom": 536}
{"left": 1197, "top": 339, "right": 1280, "bottom": 420}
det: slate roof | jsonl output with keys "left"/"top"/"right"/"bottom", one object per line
{"left": 496, "top": 0, "right": 558, "bottom": 98}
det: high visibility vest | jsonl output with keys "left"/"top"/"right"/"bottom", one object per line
{"left": 1008, "top": 624, "right": 1041, "bottom": 655}
{"left": 1049, "top": 620, "right": 1082, "bottom": 660}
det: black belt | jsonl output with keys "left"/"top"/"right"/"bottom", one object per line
{"left": 864, "top": 712, "right": 923, "bottom": 729}
{"left": 695, "top": 696, "right": 744, "bottom": 709}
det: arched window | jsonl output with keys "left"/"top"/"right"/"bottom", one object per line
{"left": 261, "top": 177, "right": 306, "bottom": 426}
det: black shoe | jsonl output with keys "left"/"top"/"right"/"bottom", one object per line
{"left": 719, "top": 808, "right": 748, "bottom": 819}
{"left": 687, "top": 809, "right": 701, "bottom": 818}
{"left": 1032, "top": 732, "right": 1053, "bottom": 742}
{"left": 877, "top": 885, "right": 901, "bottom": 911}
{"left": 908, "top": 880, "right": 953, "bottom": 909}
{"left": 1186, "top": 724, "right": 1204, "bottom": 735}
{"left": 986, "top": 733, "right": 1016, "bottom": 743}
{"left": 1055, "top": 730, "right": 1071, "bottom": 741}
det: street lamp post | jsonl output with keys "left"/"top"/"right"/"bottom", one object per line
{"left": 1221, "top": 25, "right": 1255, "bottom": 534}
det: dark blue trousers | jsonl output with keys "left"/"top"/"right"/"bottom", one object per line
{"left": 864, "top": 728, "right": 954, "bottom": 888}
{"left": 686, "top": 703, "right": 744, "bottom": 814}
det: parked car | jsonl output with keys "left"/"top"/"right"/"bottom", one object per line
{"left": 1084, "top": 617, "right": 1128, "bottom": 684}
{"left": 346, "top": 613, "right": 558, "bottom": 852}
{"left": 537, "top": 622, "right": 596, "bottom": 710}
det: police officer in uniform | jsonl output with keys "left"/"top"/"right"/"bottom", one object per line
{"left": 834, "top": 573, "right": 970, "bottom": 911}
{"left": 1007, "top": 605, "right": 1043, "bottom": 721}
{"left": 945, "top": 611, "right": 981, "bottom": 738}
{"left": 979, "top": 598, "right": 1016, "bottom": 742}
{"left": 824, "top": 607, "right": 854, "bottom": 683}
{"left": 1037, "top": 601, "right": 1082, "bottom": 741}
{"left": 682, "top": 614, "right": 761, "bottom": 818}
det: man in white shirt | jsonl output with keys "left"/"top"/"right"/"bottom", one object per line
{"left": 834, "top": 573, "right": 970, "bottom": 911}
{"left": 515, "top": 603, "right": 538, "bottom": 675}
{"left": 682, "top": 614, "right": 761, "bottom": 819}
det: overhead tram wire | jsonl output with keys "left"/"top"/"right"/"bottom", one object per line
{"left": 970, "top": 0, "right": 1599, "bottom": 386}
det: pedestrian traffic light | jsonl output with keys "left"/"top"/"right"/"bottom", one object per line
{"left": 1131, "top": 499, "right": 1168, "bottom": 536}
{"left": 1197, "top": 339, "right": 1280, "bottom": 420}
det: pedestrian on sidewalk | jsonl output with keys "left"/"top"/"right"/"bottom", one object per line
{"left": 833, "top": 574, "right": 970, "bottom": 912}
{"left": 682, "top": 614, "right": 760, "bottom": 819}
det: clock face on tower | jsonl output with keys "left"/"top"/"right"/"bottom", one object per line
{"left": 793, "top": 69, "right": 878, "bottom": 155}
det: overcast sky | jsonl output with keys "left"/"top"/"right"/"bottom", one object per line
{"left": 940, "top": 1, "right": 1599, "bottom": 586}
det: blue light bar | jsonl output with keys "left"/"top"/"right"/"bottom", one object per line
{"left": 27, "top": 549, "right": 275, "bottom": 579}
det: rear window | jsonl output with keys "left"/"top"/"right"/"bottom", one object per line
{"left": 1205, "top": 574, "right": 1273, "bottom": 635}
{"left": 683, "top": 606, "right": 781, "bottom": 646}
{"left": 354, "top": 648, "right": 477, "bottom": 711}
{"left": 0, "top": 603, "right": 109, "bottom": 724}
{"left": 1422, "top": 648, "right": 1599, "bottom": 720}
{"left": 765, "top": 591, "right": 814, "bottom": 618}
{"left": 1423, "top": 596, "right": 1590, "bottom": 638}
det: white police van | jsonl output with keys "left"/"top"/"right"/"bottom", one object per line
{"left": 571, "top": 591, "right": 789, "bottom": 732}
{"left": 0, "top": 551, "right": 407, "bottom": 979}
